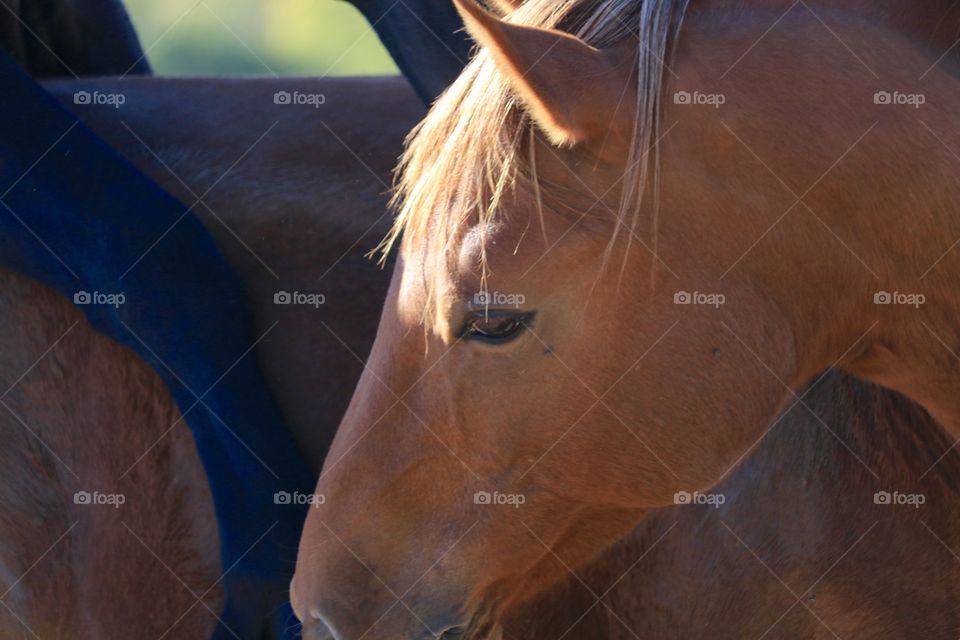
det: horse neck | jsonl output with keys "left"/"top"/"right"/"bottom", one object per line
{"left": 689, "top": 3, "right": 960, "bottom": 435}
{"left": 828, "top": 0, "right": 960, "bottom": 52}
{"left": 697, "top": 0, "right": 960, "bottom": 52}
{"left": 503, "top": 373, "right": 960, "bottom": 638}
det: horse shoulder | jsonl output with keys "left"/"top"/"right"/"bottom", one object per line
{"left": 0, "top": 268, "right": 220, "bottom": 638}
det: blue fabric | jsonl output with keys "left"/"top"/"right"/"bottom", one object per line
{"left": 0, "top": 50, "right": 314, "bottom": 639}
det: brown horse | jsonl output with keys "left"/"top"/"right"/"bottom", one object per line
{"left": 291, "top": 0, "right": 960, "bottom": 637}
{"left": 506, "top": 374, "right": 960, "bottom": 639}
{"left": 9, "top": 71, "right": 959, "bottom": 639}
{"left": 0, "top": 75, "right": 420, "bottom": 639}
{"left": 0, "top": 270, "right": 223, "bottom": 639}
{"left": 47, "top": 74, "right": 423, "bottom": 473}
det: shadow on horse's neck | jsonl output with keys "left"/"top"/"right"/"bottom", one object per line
{"left": 503, "top": 372, "right": 960, "bottom": 638}
{"left": 755, "top": 372, "right": 957, "bottom": 488}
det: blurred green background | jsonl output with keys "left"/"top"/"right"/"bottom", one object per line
{"left": 123, "top": 0, "right": 399, "bottom": 76}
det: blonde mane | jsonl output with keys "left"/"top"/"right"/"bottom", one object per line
{"left": 381, "top": 0, "right": 690, "bottom": 324}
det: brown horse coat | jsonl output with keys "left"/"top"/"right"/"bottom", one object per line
{"left": 0, "top": 74, "right": 953, "bottom": 639}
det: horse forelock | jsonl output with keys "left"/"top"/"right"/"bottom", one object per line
{"left": 382, "top": 0, "right": 691, "bottom": 329}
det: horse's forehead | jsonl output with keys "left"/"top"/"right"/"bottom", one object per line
{"left": 456, "top": 216, "right": 567, "bottom": 284}
{"left": 396, "top": 214, "right": 563, "bottom": 327}
{"left": 396, "top": 222, "right": 509, "bottom": 301}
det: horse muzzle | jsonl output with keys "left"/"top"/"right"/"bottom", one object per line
{"left": 293, "top": 578, "right": 470, "bottom": 640}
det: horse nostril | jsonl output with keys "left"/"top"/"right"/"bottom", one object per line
{"left": 438, "top": 626, "right": 466, "bottom": 639}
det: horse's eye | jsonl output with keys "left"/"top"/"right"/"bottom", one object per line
{"left": 462, "top": 312, "right": 533, "bottom": 344}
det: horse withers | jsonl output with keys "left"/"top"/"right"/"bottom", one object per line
{"left": 292, "top": 0, "right": 960, "bottom": 637}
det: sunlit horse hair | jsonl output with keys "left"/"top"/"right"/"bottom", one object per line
{"left": 382, "top": 0, "right": 691, "bottom": 326}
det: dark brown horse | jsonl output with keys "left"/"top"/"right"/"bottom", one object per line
{"left": 291, "top": 0, "right": 960, "bottom": 637}
{"left": 48, "top": 74, "right": 421, "bottom": 473}
{"left": 0, "top": 35, "right": 953, "bottom": 636}
{"left": 0, "top": 75, "right": 419, "bottom": 639}
{"left": 506, "top": 374, "right": 960, "bottom": 639}
{"left": 40, "top": 75, "right": 960, "bottom": 640}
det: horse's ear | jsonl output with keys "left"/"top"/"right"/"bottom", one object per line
{"left": 454, "top": 0, "right": 631, "bottom": 147}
